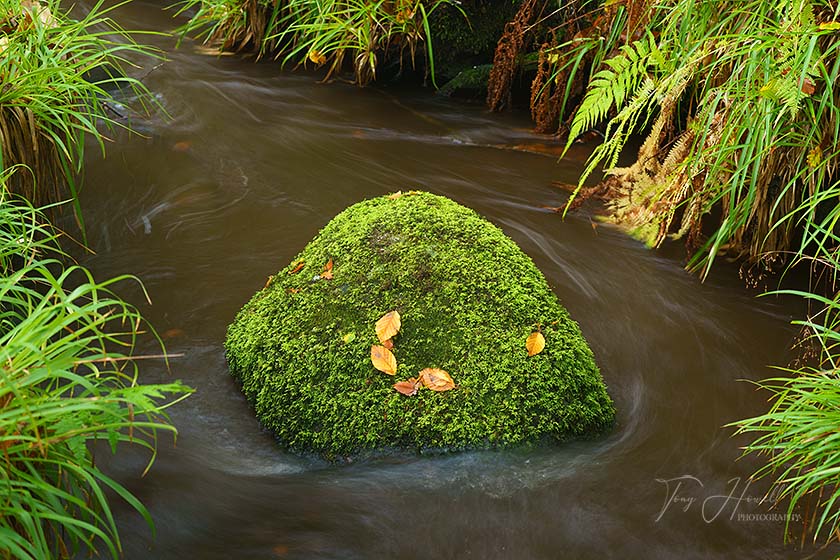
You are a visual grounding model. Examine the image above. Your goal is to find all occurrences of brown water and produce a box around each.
[72,1,837,558]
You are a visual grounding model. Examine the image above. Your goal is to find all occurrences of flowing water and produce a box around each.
[72,1,837,558]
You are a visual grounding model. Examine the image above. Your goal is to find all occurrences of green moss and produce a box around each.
[226,192,614,456]
[439,64,493,99]
[429,0,522,79]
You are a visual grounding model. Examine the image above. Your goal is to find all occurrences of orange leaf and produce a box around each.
[289,260,304,274]
[419,368,455,392]
[375,310,401,343]
[382,338,394,350]
[308,50,326,65]
[526,332,545,356]
[388,191,404,200]
[264,275,274,289]
[371,345,397,375]
[393,381,418,396]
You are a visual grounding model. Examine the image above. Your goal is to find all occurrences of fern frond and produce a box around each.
[565,32,659,146]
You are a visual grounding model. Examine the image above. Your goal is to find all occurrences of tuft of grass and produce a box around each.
[0,0,158,222]
[176,0,458,86]
[0,168,192,559]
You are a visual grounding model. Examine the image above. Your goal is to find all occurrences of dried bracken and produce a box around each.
[486,0,538,111]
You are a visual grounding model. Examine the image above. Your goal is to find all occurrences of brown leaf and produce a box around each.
[802,76,816,95]
[419,368,455,392]
[371,345,397,375]
[375,310,401,343]
[393,381,418,396]
[264,275,274,289]
[289,260,304,274]
[382,338,394,350]
[172,141,192,152]
[526,332,546,356]
[162,328,184,339]
[287,288,300,294]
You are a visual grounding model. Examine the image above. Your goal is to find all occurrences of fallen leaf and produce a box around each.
[287,288,301,294]
[342,332,356,344]
[264,275,274,289]
[382,339,394,350]
[819,21,840,30]
[162,328,184,339]
[419,368,455,392]
[375,310,401,343]
[288,260,304,274]
[371,345,397,375]
[388,191,404,200]
[526,332,546,356]
[801,76,816,95]
[393,380,418,396]
[172,141,192,152]
[321,258,334,280]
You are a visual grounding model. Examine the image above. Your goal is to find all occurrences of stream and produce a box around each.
[72,1,836,558]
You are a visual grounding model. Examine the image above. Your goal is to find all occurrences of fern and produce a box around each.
[565,32,661,146]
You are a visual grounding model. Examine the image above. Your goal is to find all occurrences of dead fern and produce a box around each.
[486,0,538,111]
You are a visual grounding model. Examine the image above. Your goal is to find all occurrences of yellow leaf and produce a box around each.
[375,310,401,343]
[388,191,404,200]
[371,345,397,375]
[308,50,326,65]
[526,332,545,356]
[819,21,840,30]
[419,368,455,392]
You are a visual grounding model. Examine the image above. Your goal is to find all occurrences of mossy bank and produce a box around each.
[226,192,614,456]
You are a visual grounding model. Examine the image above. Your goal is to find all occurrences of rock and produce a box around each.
[226,192,614,457]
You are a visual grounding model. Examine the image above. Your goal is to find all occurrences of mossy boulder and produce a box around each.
[226,192,614,456]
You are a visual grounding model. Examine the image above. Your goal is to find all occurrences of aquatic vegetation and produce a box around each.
[0,170,192,559]
[226,192,614,457]
[178,0,457,85]
[0,0,156,218]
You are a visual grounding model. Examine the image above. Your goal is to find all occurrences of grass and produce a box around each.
[0,0,158,223]
[0,168,192,559]
[554,0,840,546]
[176,0,458,85]
[0,1,192,556]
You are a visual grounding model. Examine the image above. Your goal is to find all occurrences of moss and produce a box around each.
[429,0,522,80]
[226,192,614,456]
[439,64,493,99]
